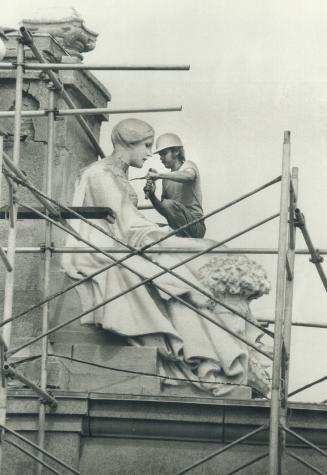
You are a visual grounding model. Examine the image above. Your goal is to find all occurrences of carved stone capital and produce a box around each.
[22,12,98,60]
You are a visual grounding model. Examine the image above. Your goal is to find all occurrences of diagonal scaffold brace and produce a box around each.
[0,423,80,474]
[285,450,327,475]
[175,425,268,475]
[294,208,327,294]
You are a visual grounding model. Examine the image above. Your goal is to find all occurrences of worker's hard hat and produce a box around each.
[153,133,183,154]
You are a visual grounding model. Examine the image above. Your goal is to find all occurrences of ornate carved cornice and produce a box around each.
[22,12,98,60]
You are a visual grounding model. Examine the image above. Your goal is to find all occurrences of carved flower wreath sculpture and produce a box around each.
[196,255,271,300]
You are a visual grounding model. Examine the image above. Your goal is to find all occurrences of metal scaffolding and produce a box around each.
[0,28,327,475]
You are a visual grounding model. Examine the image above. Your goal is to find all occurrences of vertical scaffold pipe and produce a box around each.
[0,135,3,204]
[0,133,5,472]
[36,86,55,475]
[0,39,24,473]
[269,131,291,475]
[280,167,298,472]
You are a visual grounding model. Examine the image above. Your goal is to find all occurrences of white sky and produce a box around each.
[2,0,327,402]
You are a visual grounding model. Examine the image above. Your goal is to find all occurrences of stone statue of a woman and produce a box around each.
[62,118,271,397]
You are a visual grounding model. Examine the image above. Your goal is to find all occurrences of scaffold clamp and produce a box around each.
[39,242,55,254]
[310,251,324,264]
[294,208,305,228]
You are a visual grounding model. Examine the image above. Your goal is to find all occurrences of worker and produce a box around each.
[144,133,206,238]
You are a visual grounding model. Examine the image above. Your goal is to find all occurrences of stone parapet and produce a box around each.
[3,393,327,474]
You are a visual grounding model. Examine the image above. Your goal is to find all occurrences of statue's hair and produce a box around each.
[111,118,154,148]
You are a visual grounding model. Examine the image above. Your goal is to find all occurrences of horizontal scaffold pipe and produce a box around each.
[2,246,325,255]
[0,206,115,220]
[259,318,327,329]
[0,106,183,118]
[0,62,191,71]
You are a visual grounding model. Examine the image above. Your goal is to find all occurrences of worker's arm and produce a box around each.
[147,168,196,183]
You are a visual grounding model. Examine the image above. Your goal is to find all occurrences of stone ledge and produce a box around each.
[5,391,327,446]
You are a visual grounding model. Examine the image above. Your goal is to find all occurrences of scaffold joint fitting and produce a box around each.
[310,251,323,264]
[53,108,60,120]
[40,242,55,254]
[294,208,305,228]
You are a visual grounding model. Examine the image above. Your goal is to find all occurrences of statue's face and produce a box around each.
[129,138,154,168]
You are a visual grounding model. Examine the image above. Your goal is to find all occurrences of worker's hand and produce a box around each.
[143,178,156,196]
[147,168,160,181]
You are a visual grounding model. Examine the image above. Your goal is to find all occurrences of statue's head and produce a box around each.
[111,118,155,168]
[111,118,154,149]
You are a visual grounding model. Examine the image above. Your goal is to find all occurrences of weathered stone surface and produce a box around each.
[162,384,251,400]
[3,431,81,475]
[22,10,98,59]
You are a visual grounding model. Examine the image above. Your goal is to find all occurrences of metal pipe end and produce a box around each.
[19,27,33,46]
[284,131,291,144]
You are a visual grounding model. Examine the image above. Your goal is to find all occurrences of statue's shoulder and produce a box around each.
[80,158,114,179]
